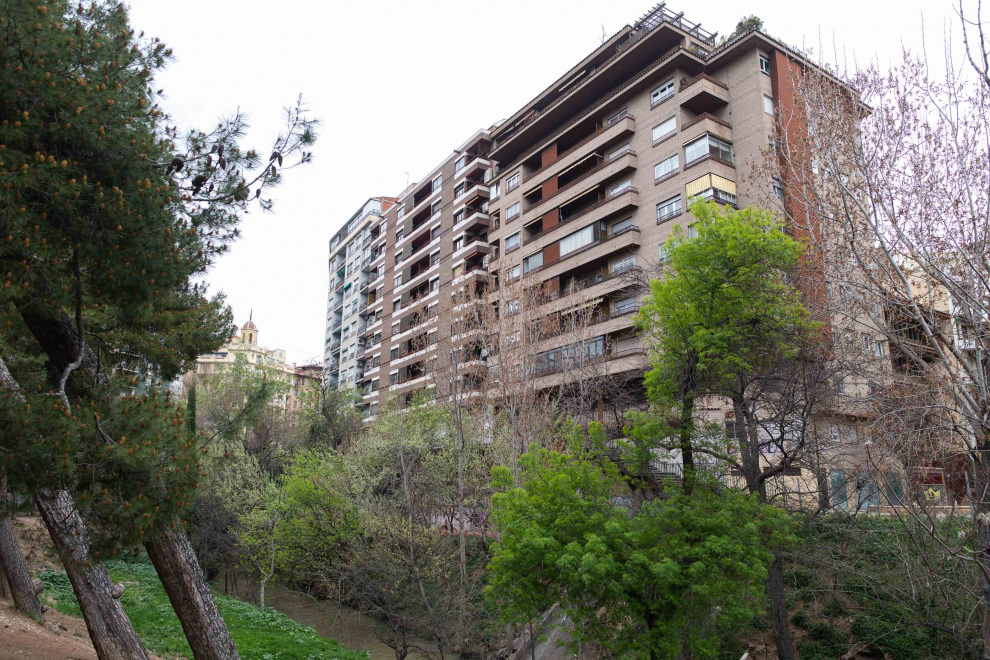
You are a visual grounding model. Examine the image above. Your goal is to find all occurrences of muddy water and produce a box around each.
[215,572,456,660]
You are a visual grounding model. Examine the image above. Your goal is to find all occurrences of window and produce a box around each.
[432,175,442,191]
[389,371,398,384]
[431,200,441,216]
[454,183,465,199]
[613,255,635,274]
[615,295,638,313]
[687,224,699,239]
[390,347,399,360]
[394,275,402,288]
[506,331,521,346]
[830,470,848,509]
[396,227,404,241]
[829,424,841,444]
[397,206,405,220]
[453,236,464,251]
[875,341,884,357]
[652,116,676,142]
[764,95,774,115]
[654,154,679,180]
[656,196,682,222]
[506,171,521,191]
[760,55,771,75]
[560,225,595,256]
[606,108,628,126]
[609,179,631,196]
[772,177,784,199]
[505,232,521,251]
[455,155,467,172]
[506,299,521,315]
[651,79,675,106]
[431,226,440,241]
[431,249,440,265]
[684,133,733,164]
[524,251,543,273]
[489,181,500,199]
[612,217,633,234]
[430,277,439,292]
[505,202,521,220]
[507,265,521,281]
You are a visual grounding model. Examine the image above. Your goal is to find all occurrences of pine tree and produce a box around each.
[0,1,319,658]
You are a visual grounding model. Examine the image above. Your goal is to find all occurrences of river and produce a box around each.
[214,571,457,660]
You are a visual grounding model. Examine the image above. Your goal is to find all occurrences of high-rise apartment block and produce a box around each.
[325,4,816,422]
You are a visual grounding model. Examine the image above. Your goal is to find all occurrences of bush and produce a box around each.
[791,610,811,629]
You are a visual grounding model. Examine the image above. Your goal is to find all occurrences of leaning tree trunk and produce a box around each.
[0,472,44,619]
[34,488,150,660]
[145,528,240,660]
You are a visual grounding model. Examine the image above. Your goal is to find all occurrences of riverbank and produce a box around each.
[4,515,366,660]
[39,557,368,660]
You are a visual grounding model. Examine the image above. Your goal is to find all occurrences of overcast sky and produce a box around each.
[125,0,958,366]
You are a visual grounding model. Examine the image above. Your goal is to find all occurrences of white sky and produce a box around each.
[125,0,958,365]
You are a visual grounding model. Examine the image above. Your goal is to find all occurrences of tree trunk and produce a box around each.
[453,354,468,652]
[0,472,44,619]
[258,575,267,614]
[678,392,696,496]
[767,553,796,660]
[34,488,149,660]
[144,529,240,660]
[0,512,44,619]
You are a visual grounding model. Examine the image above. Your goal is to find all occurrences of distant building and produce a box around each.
[188,313,320,418]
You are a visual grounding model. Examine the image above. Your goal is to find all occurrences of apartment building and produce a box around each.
[324,132,494,418]
[483,4,793,399]
[325,4,859,427]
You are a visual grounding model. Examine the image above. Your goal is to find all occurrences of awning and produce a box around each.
[559,184,600,208]
[557,151,602,178]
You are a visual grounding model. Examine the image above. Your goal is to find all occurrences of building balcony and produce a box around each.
[329,341,341,353]
[452,263,489,286]
[520,151,637,224]
[452,239,490,262]
[525,186,640,248]
[680,114,733,153]
[678,73,729,114]
[531,346,647,388]
[460,181,490,206]
[453,208,490,233]
[526,224,642,283]
[522,115,636,188]
[535,266,641,312]
[454,155,490,182]
[532,305,641,354]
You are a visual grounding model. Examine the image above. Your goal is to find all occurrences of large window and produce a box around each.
[654,154,679,180]
[455,155,467,172]
[614,295,638,313]
[524,251,543,273]
[507,265,520,281]
[431,200,441,216]
[432,175,442,191]
[506,201,521,220]
[506,171,521,191]
[657,196,682,222]
[397,206,405,220]
[651,79,675,106]
[505,232,521,251]
[652,116,676,142]
[559,224,595,257]
[489,181,500,199]
[684,133,733,164]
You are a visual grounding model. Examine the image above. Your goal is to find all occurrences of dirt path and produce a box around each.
[0,603,100,660]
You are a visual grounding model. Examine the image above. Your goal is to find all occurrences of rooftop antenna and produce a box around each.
[403,170,410,187]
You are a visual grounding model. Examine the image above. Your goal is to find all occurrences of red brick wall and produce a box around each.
[770,50,829,326]
[541,144,557,168]
[543,175,558,198]
[543,241,560,265]
[543,208,559,231]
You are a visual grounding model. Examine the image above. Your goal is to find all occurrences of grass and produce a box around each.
[38,558,369,660]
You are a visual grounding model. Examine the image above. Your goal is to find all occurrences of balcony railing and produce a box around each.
[525,187,639,245]
[526,225,640,278]
[536,266,640,306]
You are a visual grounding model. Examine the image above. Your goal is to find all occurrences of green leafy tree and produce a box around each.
[487,432,797,660]
[635,201,816,660]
